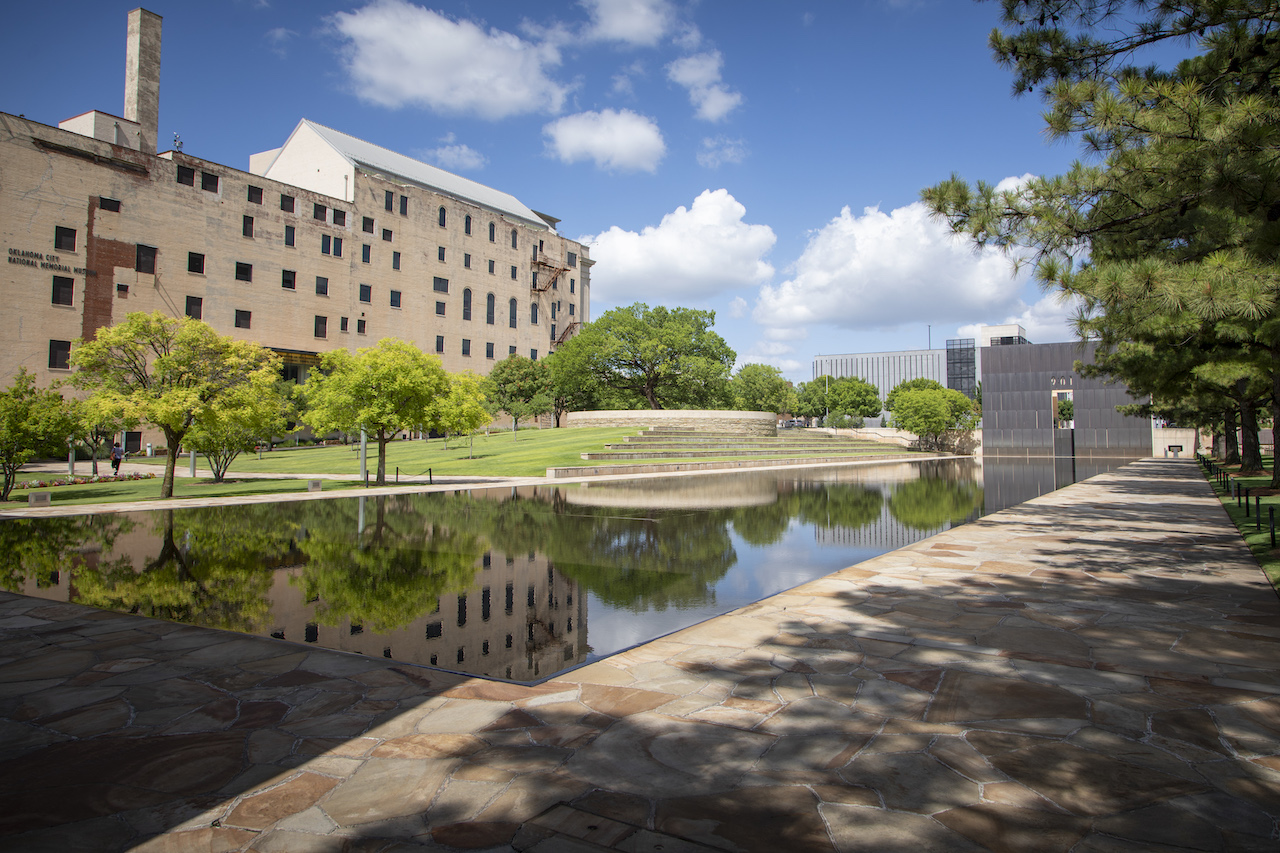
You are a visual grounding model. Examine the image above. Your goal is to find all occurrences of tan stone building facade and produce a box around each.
[2,9,591,448]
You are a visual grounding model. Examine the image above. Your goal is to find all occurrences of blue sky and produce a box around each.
[4,0,1095,382]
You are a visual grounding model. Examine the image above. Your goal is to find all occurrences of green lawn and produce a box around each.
[1202,456,1280,593]
[6,476,334,507]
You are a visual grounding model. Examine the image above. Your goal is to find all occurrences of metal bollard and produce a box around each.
[1257,495,1262,531]
[1245,488,1250,516]
[429,467,433,485]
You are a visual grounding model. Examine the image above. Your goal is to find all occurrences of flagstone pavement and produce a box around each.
[0,458,1277,852]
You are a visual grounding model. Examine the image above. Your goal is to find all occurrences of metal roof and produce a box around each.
[296,119,551,231]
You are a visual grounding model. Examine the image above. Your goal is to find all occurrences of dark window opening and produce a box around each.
[509,298,517,328]
[314,315,327,338]
[510,265,517,280]
[359,284,371,303]
[356,318,367,334]
[462,289,472,320]
[435,301,446,316]
[235,310,251,329]
[242,215,254,238]
[390,289,401,308]
[285,225,295,247]
[486,342,494,359]
[438,246,446,262]
[99,197,121,212]
[385,190,394,212]
[313,202,326,221]
[438,206,447,227]
[136,245,156,274]
[362,244,371,264]
[511,229,518,249]
[462,338,471,356]
[48,340,71,370]
[248,185,263,204]
[176,165,195,186]
[235,262,252,282]
[392,251,401,270]
[332,210,346,227]
[435,335,444,353]
[201,172,219,192]
[399,194,408,216]
[363,216,374,233]
[433,277,449,294]
[315,276,329,296]
[188,252,205,274]
[486,293,495,324]
[54,226,76,252]
[52,276,73,306]
[280,194,295,212]
[282,269,296,289]
[340,316,348,332]
[185,296,202,319]
[465,215,472,235]
[426,622,442,639]
[382,228,392,242]
[489,222,496,242]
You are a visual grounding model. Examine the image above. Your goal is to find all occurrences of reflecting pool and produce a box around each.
[5,460,984,682]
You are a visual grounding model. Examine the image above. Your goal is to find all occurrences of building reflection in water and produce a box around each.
[7,460,985,683]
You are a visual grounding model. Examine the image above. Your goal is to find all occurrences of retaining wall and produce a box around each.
[565,409,777,436]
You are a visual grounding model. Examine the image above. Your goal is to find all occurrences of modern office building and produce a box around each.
[1,9,591,447]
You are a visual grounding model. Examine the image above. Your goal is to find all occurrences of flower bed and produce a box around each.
[17,472,157,490]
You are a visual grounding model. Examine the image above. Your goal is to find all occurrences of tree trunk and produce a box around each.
[1223,407,1240,465]
[161,428,182,499]
[1272,366,1280,489]
[376,432,389,485]
[1240,399,1263,473]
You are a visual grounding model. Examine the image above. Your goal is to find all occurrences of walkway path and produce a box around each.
[0,459,1277,851]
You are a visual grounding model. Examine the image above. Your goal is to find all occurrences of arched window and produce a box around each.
[488,222,495,242]
[530,303,539,325]
[509,298,518,329]
[486,293,495,325]
[510,228,518,249]
[464,215,472,235]
[438,206,447,227]
[462,288,472,321]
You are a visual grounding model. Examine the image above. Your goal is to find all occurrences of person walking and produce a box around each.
[110,442,125,475]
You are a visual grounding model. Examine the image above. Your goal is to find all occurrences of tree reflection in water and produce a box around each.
[888,469,984,530]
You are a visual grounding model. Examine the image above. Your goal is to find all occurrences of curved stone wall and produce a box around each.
[565,409,777,436]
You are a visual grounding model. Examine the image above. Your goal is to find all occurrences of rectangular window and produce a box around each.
[510,265,517,280]
[435,301,446,316]
[551,303,557,319]
[359,284,371,303]
[357,319,367,334]
[486,342,494,359]
[242,215,254,238]
[136,245,156,274]
[509,345,517,355]
[54,226,76,251]
[568,251,577,267]
[392,251,401,270]
[116,283,128,297]
[438,246,446,262]
[99,197,121,212]
[176,165,195,186]
[488,259,495,274]
[52,276,73,306]
[284,225,295,247]
[236,262,252,282]
[362,244,371,264]
[48,340,71,370]
[333,237,343,257]
[313,203,326,221]
[530,349,538,360]
[185,295,202,319]
[399,195,408,216]
[436,336,444,353]
[188,252,205,274]
[532,272,538,288]
[340,316,348,332]
[201,172,219,192]
[385,190,394,212]
[332,210,346,227]
[390,290,401,308]
[570,278,575,293]
[363,216,374,233]
[382,228,393,242]
[433,277,449,294]
[569,303,575,316]
[314,315,327,338]
[280,194,295,212]
[464,253,471,269]
[461,339,471,357]
[282,269,296,289]
[321,234,331,255]
[247,185,263,204]
[315,276,329,296]
[235,310,251,329]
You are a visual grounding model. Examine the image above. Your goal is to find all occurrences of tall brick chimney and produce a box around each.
[124,9,162,155]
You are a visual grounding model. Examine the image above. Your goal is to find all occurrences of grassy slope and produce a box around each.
[1202,458,1280,593]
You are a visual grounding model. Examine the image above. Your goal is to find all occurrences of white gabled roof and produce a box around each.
[293,119,551,232]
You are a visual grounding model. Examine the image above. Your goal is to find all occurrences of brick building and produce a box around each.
[1,9,591,448]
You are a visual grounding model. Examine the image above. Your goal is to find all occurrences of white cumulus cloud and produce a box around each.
[543,109,666,172]
[667,51,742,121]
[582,189,776,302]
[754,201,1029,333]
[957,293,1083,345]
[331,0,569,119]
[728,296,748,318]
[422,139,487,171]
[580,0,675,47]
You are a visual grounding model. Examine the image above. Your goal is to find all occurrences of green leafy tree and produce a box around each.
[884,378,946,416]
[890,387,979,451]
[186,379,292,482]
[302,338,449,484]
[68,394,137,476]
[0,369,75,502]
[732,363,797,414]
[829,376,883,424]
[553,304,736,410]
[484,355,552,439]
[1055,396,1074,426]
[544,347,600,426]
[70,312,283,498]
[889,476,983,530]
[923,1,1280,481]
[435,371,490,457]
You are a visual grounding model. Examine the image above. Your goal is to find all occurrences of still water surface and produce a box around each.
[3,457,1085,683]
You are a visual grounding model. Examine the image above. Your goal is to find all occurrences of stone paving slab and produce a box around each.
[0,459,1277,851]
